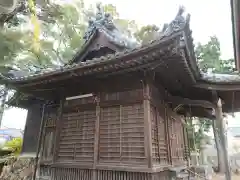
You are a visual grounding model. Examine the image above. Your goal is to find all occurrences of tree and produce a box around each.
[196,36,234,73]
[195,36,234,173]
[0,1,141,126]
[134,25,160,44]
[0,1,68,127]
[194,118,212,150]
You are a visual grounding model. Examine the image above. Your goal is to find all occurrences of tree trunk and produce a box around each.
[212,120,225,172]
[0,87,8,127]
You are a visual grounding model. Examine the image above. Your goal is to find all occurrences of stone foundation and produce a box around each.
[0,156,35,180]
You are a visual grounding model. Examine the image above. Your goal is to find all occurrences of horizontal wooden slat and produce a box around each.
[57,107,95,163]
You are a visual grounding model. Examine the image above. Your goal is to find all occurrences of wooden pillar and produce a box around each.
[21,105,42,156]
[143,80,153,168]
[215,98,231,180]
[182,115,190,166]
[32,103,46,180]
[53,99,64,162]
[165,106,172,164]
[93,94,100,180]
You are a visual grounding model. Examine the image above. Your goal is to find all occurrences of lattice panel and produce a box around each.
[157,105,168,164]
[169,116,178,164]
[58,109,96,163]
[99,104,145,164]
[167,113,173,164]
[41,130,55,161]
[151,105,168,165]
[41,108,58,161]
[99,106,121,162]
[168,114,185,165]
[45,111,57,127]
[151,106,160,163]
[121,104,145,163]
[174,117,185,163]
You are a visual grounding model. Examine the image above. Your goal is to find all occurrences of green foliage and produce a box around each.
[193,36,235,155]
[186,117,212,151]
[4,137,23,155]
[193,118,212,150]
[134,25,159,44]
[0,1,88,69]
[196,36,234,73]
[0,1,163,70]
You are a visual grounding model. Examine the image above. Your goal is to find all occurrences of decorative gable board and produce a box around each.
[71,30,128,65]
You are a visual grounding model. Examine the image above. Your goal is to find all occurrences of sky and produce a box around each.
[1,0,239,130]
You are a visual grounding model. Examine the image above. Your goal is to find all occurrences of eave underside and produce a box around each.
[5,29,240,118]
[7,51,213,118]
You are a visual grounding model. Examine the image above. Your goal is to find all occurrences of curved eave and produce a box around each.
[0,32,184,88]
[6,93,44,109]
[194,73,240,90]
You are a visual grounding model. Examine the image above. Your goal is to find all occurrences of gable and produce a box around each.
[70,30,124,64]
[67,4,139,65]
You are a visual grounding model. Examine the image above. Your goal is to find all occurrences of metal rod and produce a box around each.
[32,103,46,180]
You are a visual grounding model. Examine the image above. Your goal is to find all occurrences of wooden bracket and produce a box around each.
[169,95,216,109]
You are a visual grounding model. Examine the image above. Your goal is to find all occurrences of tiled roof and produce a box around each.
[0,6,193,84]
[67,3,140,65]
[0,31,186,83]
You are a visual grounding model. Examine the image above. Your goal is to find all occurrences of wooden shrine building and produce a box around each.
[2,5,240,180]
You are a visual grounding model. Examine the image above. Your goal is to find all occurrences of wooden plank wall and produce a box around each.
[98,103,145,164]
[37,80,187,180]
[21,104,42,155]
[38,104,59,180]
[149,83,186,166]
[40,105,59,162]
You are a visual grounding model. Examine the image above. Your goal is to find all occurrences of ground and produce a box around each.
[0,157,34,180]
[212,174,240,180]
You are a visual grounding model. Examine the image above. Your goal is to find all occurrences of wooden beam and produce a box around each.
[169,95,216,109]
[195,83,240,91]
